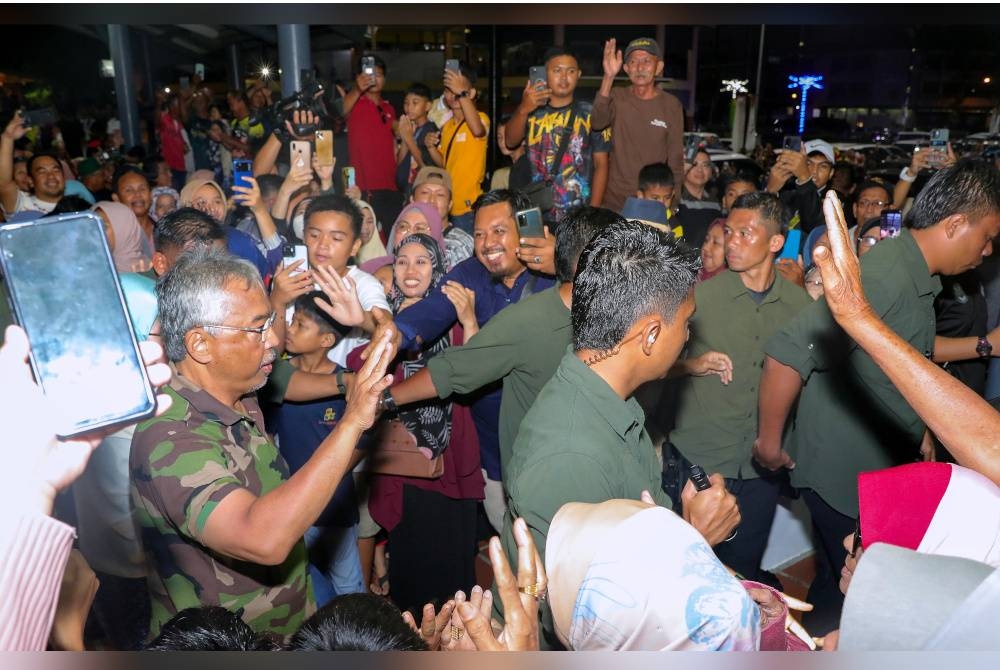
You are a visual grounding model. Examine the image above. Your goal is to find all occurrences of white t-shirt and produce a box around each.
[6,190,58,216]
[284,265,390,367]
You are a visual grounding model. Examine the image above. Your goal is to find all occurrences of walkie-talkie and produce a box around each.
[689,464,712,492]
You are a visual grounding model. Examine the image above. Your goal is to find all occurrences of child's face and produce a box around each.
[403,94,432,121]
[394,241,435,299]
[154,193,177,220]
[304,210,362,273]
[285,310,333,355]
[638,184,674,207]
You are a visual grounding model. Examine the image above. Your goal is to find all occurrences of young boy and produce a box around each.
[636,162,677,219]
[396,83,438,195]
[269,193,391,366]
[265,292,362,605]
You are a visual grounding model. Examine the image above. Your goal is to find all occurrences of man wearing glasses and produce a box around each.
[850,181,892,247]
[130,247,393,639]
[502,46,611,226]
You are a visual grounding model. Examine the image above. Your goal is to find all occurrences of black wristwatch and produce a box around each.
[335,368,347,396]
[378,387,398,414]
[977,335,993,359]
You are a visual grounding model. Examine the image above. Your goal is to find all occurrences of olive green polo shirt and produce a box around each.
[503,348,673,564]
[427,285,572,478]
[672,270,812,479]
[765,229,941,518]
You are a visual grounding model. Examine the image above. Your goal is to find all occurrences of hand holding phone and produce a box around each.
[515,207,546,239]
[782,135,803,153]
[232,159,254,191]
[290,141,312,172]
[314,130,334,167]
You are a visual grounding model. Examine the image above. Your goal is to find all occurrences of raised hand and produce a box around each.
[515,225,556,275]
[312,264,365,327]
[402,600,456,651]
[602,38,623,78]
[812,190,873,324]
[340,328,394,432]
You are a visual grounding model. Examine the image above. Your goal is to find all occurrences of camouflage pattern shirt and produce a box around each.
[130,374,314,639]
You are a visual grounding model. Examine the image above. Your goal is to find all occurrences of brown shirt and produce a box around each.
[591,86,686,212]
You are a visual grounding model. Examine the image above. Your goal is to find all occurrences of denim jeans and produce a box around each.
[304,524,365,608]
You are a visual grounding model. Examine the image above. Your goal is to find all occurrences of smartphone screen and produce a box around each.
[0,213,155,436]
[778,228,802,261]
[362,56,376,76]
[342,166,356,190]
[782,135,803,152]
[233,158,253,190]
[515,207,546,238]
[880,210,902,239]
[314,130,334,167]
[290,141,312,171]
[445,59,461,74]
[194,63,205,79]
[529,65,547,89]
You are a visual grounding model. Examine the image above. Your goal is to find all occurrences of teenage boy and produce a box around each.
[396,83,438,196]
[343,55,402,227]
[635,162,676,218]
[265,292,364,606]
[268,194,391,366]
[426,61,489,234]
[503,46,611,226]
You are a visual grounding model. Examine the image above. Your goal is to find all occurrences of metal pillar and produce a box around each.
[686,27,699,124]
[108,25,140,149]
[278,24,311,98]
[554,25,565,47]
[489,24,499,176]
[227,43,242,91]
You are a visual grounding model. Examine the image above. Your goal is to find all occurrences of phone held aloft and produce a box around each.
[515,207,546,239]
[0,212,156,436]
[232,159,253,191]
[314,130,334,167]
[362,56,376,76]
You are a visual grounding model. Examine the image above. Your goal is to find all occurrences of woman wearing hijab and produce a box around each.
[92,201,150,273]
[359,232,484,617]
[354,200,388,266]
[148,186,180,223]
[359,202,447,293]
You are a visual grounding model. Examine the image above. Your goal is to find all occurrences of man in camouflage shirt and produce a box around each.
[130,248,393,639]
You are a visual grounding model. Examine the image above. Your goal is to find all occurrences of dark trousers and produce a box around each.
[663,443,783,589]
[90,573,150,650]
[800,488,856,636]
[365,189,404,236]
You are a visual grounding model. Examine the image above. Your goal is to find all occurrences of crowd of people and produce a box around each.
[1,35,999,653]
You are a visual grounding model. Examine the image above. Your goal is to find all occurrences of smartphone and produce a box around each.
[232,158,253,191]
[361,56,376,76]
[529,65,547,89]
[445,59,461,74]
[194,63,205,79]
[782,135,803,152]
[515,207,546,239]
[688,465,711,492]
[282,243,309,275]
[314,130,334,167]
[290,141,312,171]
[20,107,57,128]
[179,76,190,91]
[342,166,356,190]
[929,128,949,168]
[778,228,802,261]
[0,213,156,436]
[880,209,903,239]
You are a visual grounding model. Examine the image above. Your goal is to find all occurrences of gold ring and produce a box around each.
[533,255,541,264]
[518,583,546,601]
[449,625,464,641]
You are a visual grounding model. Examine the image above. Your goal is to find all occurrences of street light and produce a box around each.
[788,74,824,134]
[721,79,749,100]
[985,76,993,84]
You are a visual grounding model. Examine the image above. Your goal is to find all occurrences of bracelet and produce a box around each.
[378,387,398,414]
[335,368,347,396]
[899,166,916,183]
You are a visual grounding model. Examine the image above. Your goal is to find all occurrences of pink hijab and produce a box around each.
[93,201,149,272]
[359,202,446,275]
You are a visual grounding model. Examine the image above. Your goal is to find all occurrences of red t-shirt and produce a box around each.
[158,111,186,171]
[347,96,397,192]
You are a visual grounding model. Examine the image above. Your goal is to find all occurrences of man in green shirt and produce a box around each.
[504,220,741,577]
[383,207,622,478]
[756,159,1000,634]
[670,192,811,587]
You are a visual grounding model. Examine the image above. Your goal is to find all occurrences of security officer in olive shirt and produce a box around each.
[756,159,1000,634]
[669,192,811,587]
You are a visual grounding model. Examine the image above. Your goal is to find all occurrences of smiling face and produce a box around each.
[393,241,436,299]
[685,151,713,190]
[29,156,65,199]
[412,182,452,221]
[392,208,431,248]
[116,171,152,221]
[700,224,726,274]
[473,201,523,282]
[304,210,362,273]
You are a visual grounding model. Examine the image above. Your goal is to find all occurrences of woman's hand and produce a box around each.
[442,281,478,337]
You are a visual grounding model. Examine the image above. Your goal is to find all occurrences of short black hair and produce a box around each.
[638,163,675,191]
[256,174,283,199]
[572,221,700,351]
[472,189,530,217]
[357,54,388,76]
[909,158,1000,230]
[287,593,428,652]
[730,191,789,237]
[543,46,578,64]
[112,164,148,193]
[304,193,363,240]
[153,207,226,253]
[853,180,891,204]
[227,89,248,105]
[145,606,279,651]
[834,161,857,185]
[555,206,625,283]
[27,151,60,176]
[293,291,350,339]
[724,172,759,191]
[405,83,433,101]
[47,195,93,216]
[453,60,478,86]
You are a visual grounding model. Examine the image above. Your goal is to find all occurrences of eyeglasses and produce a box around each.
[857,199,888,209]
[859,236,880,248]
[201,312,277,343]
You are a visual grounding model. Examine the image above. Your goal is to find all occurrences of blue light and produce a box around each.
[788,74,824,134]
